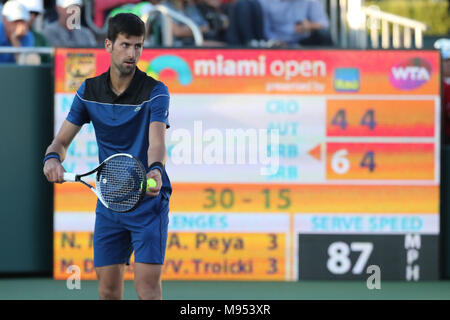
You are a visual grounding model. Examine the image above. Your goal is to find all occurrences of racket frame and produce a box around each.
[63,153,148,212]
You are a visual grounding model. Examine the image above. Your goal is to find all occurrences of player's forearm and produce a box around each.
[45,139,69,162]
[147,142,167,168]
[45,120,82,162]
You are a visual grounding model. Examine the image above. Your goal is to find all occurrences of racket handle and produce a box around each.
[146,178,157,191]
[63,172,77,182]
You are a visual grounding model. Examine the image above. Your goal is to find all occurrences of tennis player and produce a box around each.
[43,13,171,300]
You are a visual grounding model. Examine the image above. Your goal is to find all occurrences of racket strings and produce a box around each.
[97,156,146,212]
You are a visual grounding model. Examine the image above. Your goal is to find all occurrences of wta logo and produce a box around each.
[145,55,192,86]
[389,57,432,90]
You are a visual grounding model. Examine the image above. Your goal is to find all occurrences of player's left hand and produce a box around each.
[146,169,162,197]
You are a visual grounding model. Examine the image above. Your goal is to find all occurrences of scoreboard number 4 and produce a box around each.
[327,242,373,275]
[331,109,377,130]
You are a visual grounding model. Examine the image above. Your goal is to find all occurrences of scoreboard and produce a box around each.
[53,49,440,281]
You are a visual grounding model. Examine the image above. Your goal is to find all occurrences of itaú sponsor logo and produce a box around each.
[389,57,432,90]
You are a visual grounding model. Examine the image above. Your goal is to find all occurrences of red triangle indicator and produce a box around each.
[308,144,321,161]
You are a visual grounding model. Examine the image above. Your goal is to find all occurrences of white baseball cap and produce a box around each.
[2,0,30,22]
[56,0,83,8]
[434,38,450,60]
[17,0,44,14]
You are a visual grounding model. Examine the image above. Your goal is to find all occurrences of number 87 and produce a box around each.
[327,242,373,275]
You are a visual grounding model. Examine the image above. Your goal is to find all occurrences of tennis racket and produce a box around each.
[63,153,157,213]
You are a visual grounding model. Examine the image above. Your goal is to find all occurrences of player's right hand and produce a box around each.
[43,159,66,183]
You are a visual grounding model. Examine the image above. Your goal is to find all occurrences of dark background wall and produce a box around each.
[0,65,53,275]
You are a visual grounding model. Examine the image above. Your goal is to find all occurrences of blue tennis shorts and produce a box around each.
[93,193,170,268]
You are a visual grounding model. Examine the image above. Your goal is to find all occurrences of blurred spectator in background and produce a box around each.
[226,0,264,46]
[0,0,37,64]
[107,0,229,46]
[195,0,229,45]
[17,0,51,63]
[108,0,207,46]
[160,0,209,46]
[107,1,162,46]
[108,1,160,24]
[259,0,332,47]
[218,0,236,18]
[43,0,97,47]
[435,38,450,144]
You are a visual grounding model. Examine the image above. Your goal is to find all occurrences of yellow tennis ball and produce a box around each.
[147,178,157,189]
[141,178,157,191]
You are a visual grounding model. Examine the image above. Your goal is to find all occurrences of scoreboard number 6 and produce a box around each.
[331,149,350,174]
[327,242,373,275]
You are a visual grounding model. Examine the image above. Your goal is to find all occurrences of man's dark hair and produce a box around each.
[107,13,146,43]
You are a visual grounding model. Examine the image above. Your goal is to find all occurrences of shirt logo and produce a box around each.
[134,106,141,112]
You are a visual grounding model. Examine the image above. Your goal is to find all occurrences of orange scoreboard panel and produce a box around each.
[54,49,440,281]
